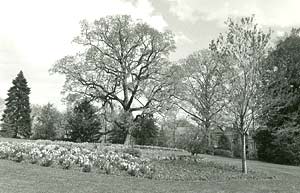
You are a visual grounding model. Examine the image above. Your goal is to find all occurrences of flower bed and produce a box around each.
[0,141,155,178]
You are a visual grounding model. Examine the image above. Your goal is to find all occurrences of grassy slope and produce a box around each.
[1,137,300,192]
[1,157,300,192]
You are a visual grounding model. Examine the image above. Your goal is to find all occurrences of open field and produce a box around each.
[1,137,300,193]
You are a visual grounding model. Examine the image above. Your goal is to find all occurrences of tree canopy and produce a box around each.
[51,15,176,114]
[32,103,61,140]
[255,29,300,165]
[172,49,229,146]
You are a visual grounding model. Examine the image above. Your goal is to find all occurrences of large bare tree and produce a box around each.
[210,16,271,174]
[172,50,229,146]
[50,15,176,144]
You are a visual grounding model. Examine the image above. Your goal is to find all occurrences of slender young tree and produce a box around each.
[1,71,32,138]
[210,16,271,174]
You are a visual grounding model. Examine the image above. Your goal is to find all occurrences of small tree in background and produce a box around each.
[66,99,102,142]
[217,133,232,150]
[1,71,31,138]
[31,103,61,140]
[132,114,158,146]
[156,128,168,147]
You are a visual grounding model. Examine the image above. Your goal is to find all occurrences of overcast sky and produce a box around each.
[0,0,299,111]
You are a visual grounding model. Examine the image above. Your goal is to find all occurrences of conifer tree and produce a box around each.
[1,71,31,138]
[66,99,102,142]
[132,114,158,146]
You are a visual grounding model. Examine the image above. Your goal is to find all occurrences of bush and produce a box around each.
[214,149,233,158]
[40,157,53,167]
[217,134,231,150]
[254,127,300,165]
[232,134,242,158]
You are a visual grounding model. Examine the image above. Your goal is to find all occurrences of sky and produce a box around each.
[0,0,299,111]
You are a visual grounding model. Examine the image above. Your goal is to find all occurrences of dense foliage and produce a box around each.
[132,114,158,146]
[109,112,133,144]
[31,103,61,140]
[1,71,31,138]
[256,29,300,165]
[217,134,231,150]
[66,100,102,142]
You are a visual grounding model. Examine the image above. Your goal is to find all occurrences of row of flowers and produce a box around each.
[0,141,155,178]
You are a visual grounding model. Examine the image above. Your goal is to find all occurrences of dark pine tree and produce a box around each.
[1,71,31,138]
[132,114,158,146]
[66,99,102,142]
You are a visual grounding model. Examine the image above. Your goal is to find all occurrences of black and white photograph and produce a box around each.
[0,0,300,192]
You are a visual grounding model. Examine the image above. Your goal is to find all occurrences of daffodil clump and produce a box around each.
[0,141,155,178]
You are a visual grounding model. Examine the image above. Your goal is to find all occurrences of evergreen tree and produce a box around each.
[66,99,102,142]
[1,71,31,138]
[132,114,158,146]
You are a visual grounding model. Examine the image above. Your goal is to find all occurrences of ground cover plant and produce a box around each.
[0,140,155,178]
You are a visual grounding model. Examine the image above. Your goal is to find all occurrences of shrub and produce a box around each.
[254,127,300,165]
[61,158,72,169]
[40,157,53,167]
[186,138,214,156]
[214,149,233,158]
[232,134,242,158]
[217,134,231,150]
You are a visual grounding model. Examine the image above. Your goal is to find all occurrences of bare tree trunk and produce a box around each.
[173,127,176,147]
[123,112,134,146]
[124,125,135,147]
[124,132,131,145]
[206,121,211,147]
[241,133,247,174]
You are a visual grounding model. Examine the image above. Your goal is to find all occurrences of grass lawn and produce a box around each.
[1,137,300,192]
[1,155,300,193]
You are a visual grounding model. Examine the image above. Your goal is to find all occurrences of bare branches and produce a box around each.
[50,15,175,115]
[171,49,229,135]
